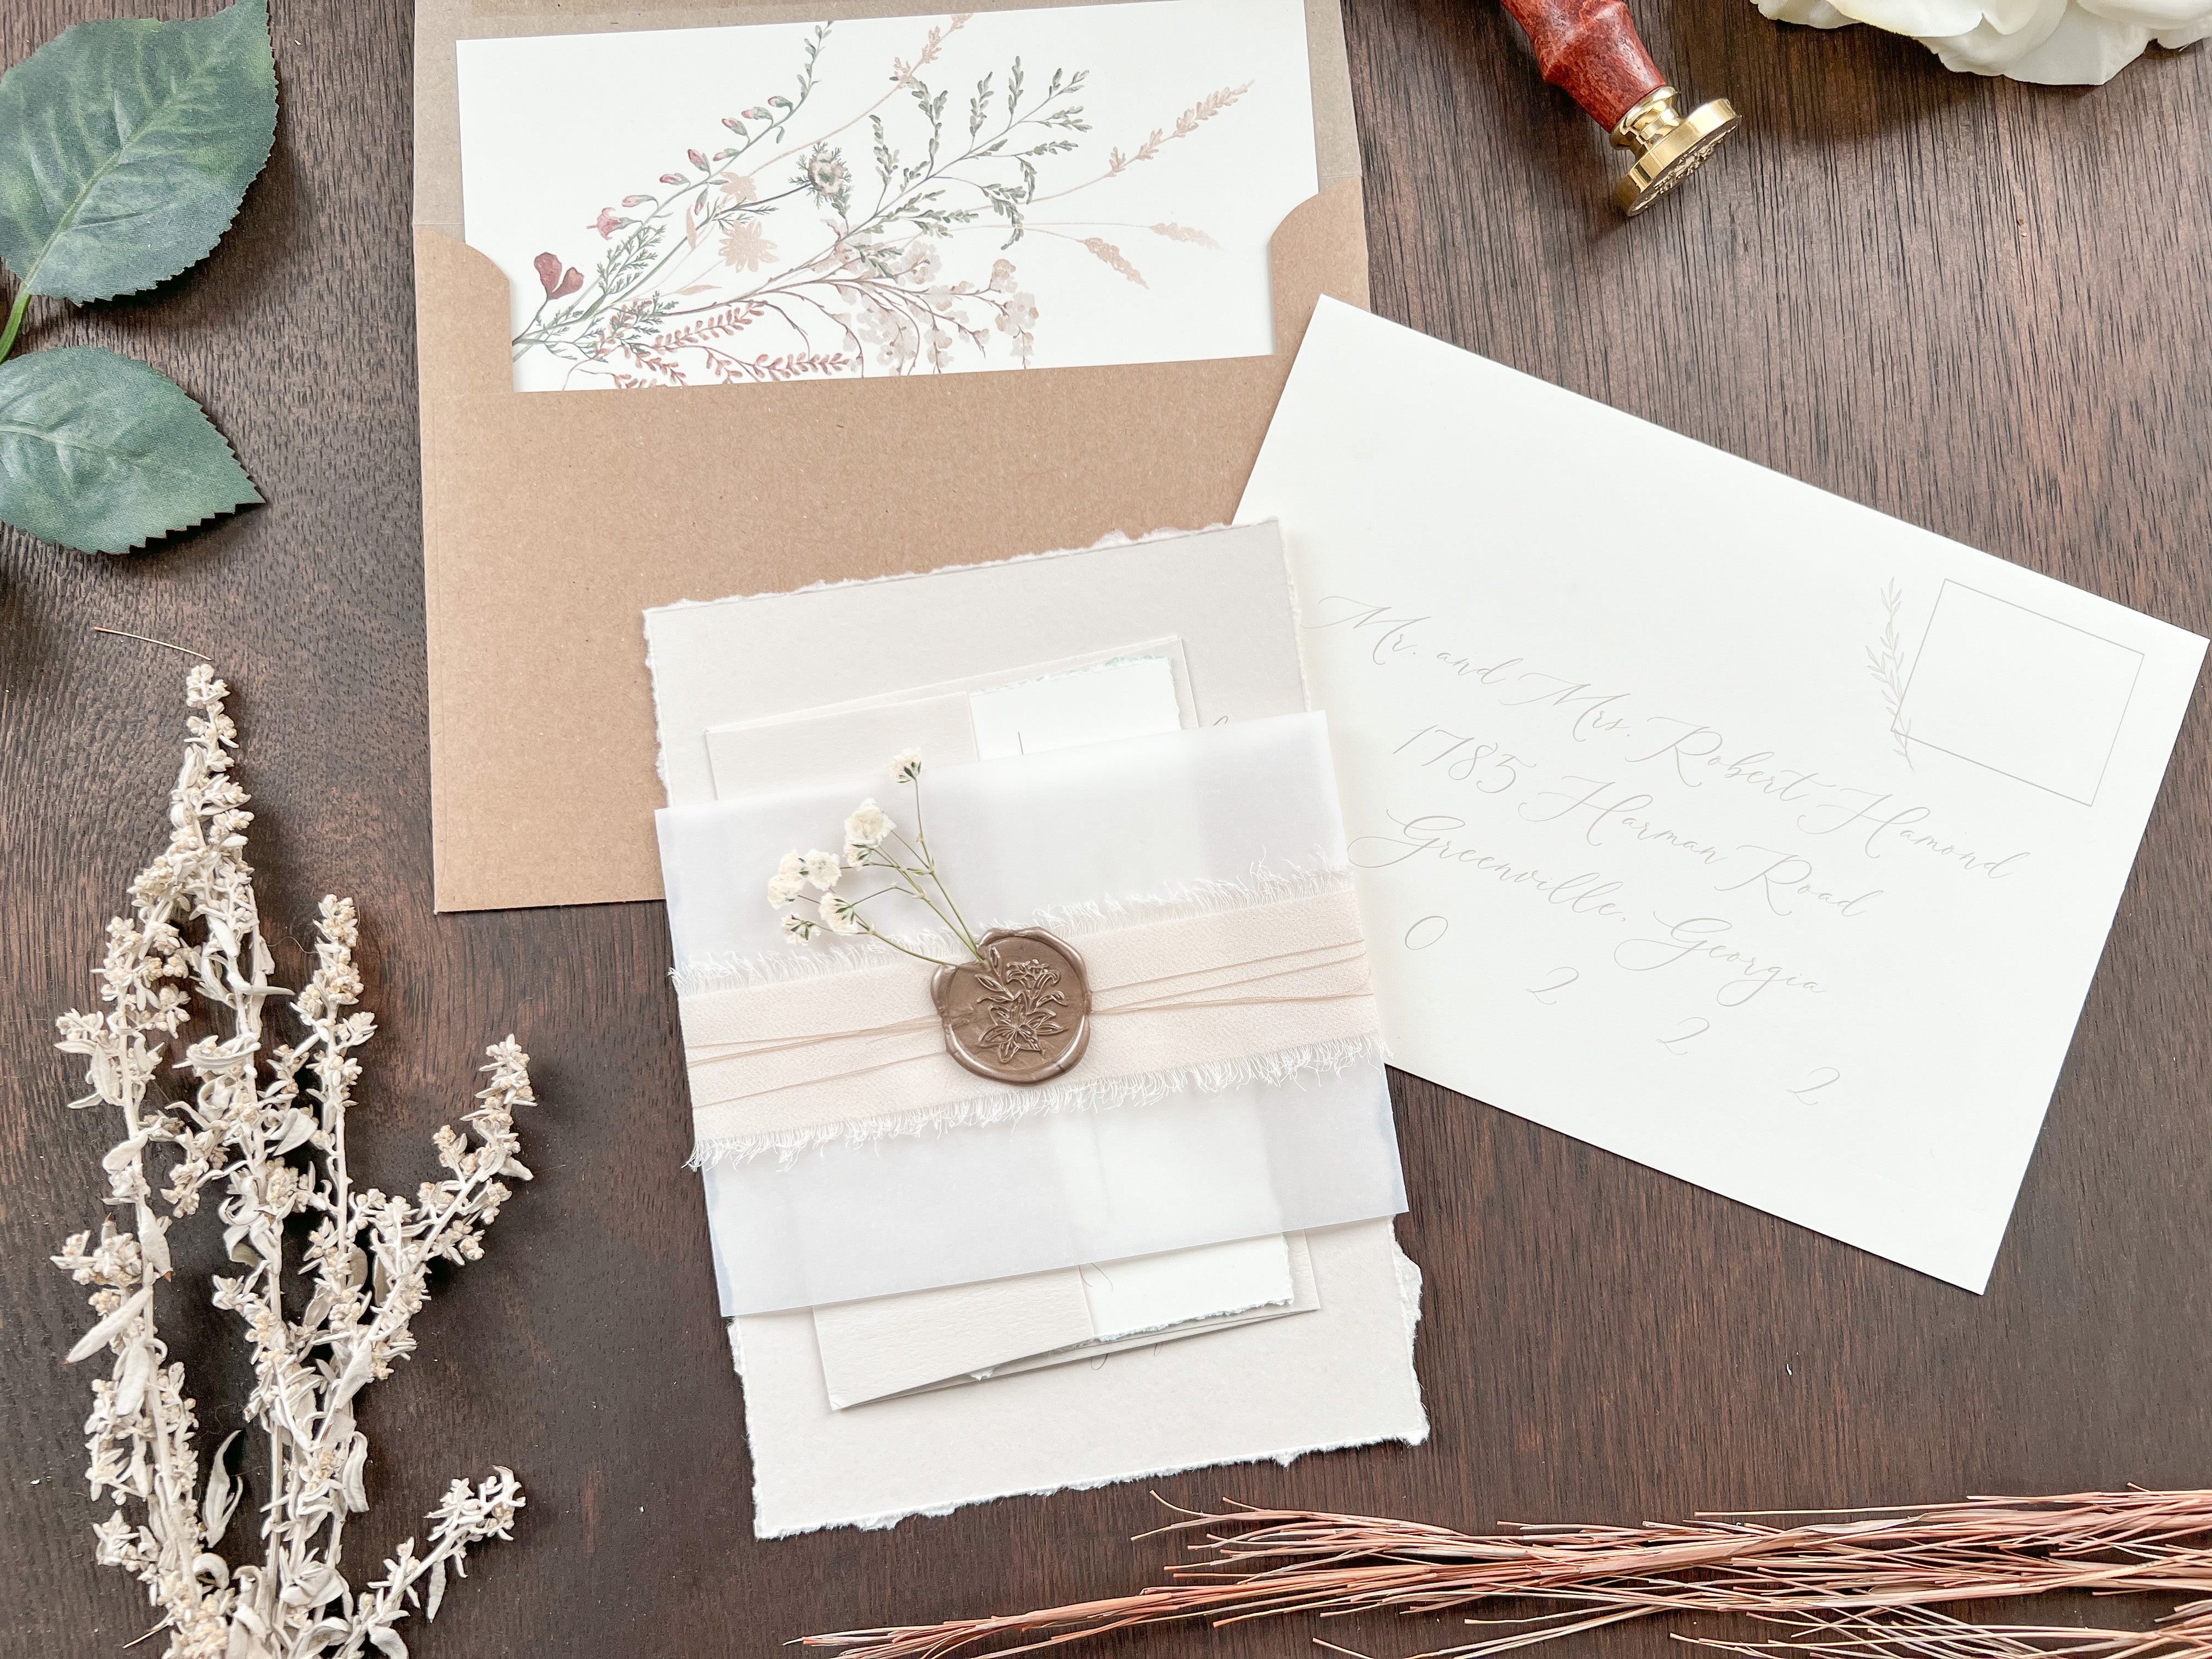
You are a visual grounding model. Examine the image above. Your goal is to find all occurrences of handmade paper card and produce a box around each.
[648,529,1421,1533]
[703,642,1195,800]
[1239,298,2206,1294]
[646,522,1308,810]
[456,0,1317,390]
[736,1217,1422,1537]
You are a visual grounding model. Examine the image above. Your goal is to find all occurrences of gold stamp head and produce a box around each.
[1611,87,1740,216]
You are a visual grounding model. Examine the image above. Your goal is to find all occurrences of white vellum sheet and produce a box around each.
[664,714,1406,1311]
[662,713,1351,973]
[733,1218,1427,1538]
[702,1065,1402,1311]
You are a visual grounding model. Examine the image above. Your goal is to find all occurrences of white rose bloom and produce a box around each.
[798,849,840,890]
[1756,0,2208,82]
[844,800,894,849]
[890,749,923,784]
[819,893,862,935]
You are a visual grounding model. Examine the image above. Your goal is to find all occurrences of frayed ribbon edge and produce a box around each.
[687,1031,1383,1171]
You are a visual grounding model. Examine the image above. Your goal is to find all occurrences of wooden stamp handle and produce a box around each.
[1494,0,1666,133]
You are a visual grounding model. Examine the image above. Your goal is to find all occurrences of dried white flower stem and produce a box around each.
[52,665,534,1659]
[768,751,983,963]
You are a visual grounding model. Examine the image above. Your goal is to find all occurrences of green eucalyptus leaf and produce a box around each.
[0,346,260,554]
[0,0,276,304]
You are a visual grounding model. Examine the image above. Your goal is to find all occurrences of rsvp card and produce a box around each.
[1240,299,2205,1292]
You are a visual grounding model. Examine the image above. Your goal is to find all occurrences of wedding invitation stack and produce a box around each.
[646,525,1426,1536]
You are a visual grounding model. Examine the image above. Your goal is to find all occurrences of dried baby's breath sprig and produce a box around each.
[767,751,985,967]
[52,664,534,1659]
[801,1491,2212,1659]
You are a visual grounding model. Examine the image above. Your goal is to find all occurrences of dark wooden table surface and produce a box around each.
[4,1,2209,1654]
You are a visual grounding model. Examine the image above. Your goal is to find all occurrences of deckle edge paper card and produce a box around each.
[734,1217,1424,1538]
[456,0,1317,390]
[1238,298,2206,1295]
[647,532,1421,1533]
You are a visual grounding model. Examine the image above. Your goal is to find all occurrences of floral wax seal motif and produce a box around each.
[930,928,1092,1086]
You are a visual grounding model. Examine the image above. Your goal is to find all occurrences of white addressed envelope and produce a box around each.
[1240,298,2207,1294]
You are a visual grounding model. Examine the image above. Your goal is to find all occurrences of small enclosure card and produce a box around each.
[456,0,1317,390]
[1240,300,2206,1293]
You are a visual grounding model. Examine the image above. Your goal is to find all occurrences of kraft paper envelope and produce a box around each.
[412,0,1369,912]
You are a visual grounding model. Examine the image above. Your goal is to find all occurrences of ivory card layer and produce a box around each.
[646,522,1308,809]
[1239,300,2206,1293]
[456,0,1316,391]
[736,1218,1423,1537]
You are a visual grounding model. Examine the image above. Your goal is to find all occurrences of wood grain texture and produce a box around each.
[1,2,2208,1657]
[1496,0,1665,131]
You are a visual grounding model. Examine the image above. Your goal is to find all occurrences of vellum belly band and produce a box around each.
[682,883,1378,1161]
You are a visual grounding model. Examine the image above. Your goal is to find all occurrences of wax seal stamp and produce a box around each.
[1493,0,1740,214]
[931,928,1092,1086]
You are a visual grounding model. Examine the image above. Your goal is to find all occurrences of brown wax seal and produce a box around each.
[930,927,1092,1086]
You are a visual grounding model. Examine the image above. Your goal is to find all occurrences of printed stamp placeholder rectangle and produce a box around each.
[1898,580,2144,805]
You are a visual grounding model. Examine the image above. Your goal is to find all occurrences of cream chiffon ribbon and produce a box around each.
[682,881,1379,1159]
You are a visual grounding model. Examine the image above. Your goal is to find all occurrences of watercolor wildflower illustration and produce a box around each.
[510,13,1253,387]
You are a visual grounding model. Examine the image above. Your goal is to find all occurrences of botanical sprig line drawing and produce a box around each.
[1868,579,1916,765]
[509,10,1261,387]
[973,948,1071,1063]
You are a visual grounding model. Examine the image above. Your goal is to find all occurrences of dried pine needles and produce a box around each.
[804,1491,2212,1659]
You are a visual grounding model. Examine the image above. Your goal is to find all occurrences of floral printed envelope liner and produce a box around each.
[457,0,1319,389]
